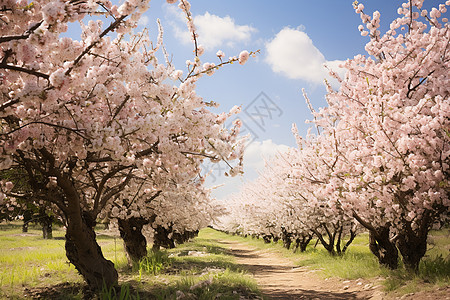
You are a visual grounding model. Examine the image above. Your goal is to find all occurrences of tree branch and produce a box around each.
[65,14,127,76]
[0,21,43,44]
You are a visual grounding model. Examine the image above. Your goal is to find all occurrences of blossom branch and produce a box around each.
[65,14,128,76]
[0,21,42,44]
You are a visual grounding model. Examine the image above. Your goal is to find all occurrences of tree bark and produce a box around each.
[341,227,357,254]
[22,210,32,233]
[396,228,427,272]
[353,212,398,269]
[293,234,313,253]
[281,227,292,249]
[65,211,118,290]
[42,219,53,239]
[152,224,176,251]
[40,209,53,239]
[262,235,272,243]
[117,217,148,267]
[368,228,398,270]
[312,224,336,255]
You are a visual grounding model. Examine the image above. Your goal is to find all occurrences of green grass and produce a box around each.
[1,222,448,299]
[212,227,450,297]
[0,222,262,299]
[0,223,81,295]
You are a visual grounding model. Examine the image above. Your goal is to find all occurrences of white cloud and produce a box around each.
[243,139,290,173]
[265,27,346,85]
[166,5,257,50]
[193,13,256,49]
[138,15,149,27]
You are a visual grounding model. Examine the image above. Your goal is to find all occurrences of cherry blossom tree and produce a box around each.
[0,166,59,237]
[220,145,359,255]
[286,129,360,255]
[106,176,225,266]
[308,0,449,270]
[0,0,249,289]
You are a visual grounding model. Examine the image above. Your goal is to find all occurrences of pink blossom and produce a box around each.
[49,68,67,88]
[216,50,225,59]
[197,45,205,56]
[238,50,249,65]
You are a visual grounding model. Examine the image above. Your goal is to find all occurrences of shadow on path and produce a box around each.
[219,239,372,300]
[265,288,367,300]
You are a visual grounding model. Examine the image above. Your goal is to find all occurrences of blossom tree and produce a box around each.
[0,0,249,289]
[220,145,359,255]
[286,128,360,255]
[309,0,449,270]
[106,175,226,266]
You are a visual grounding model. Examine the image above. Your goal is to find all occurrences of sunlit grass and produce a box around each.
[1,221,447,299]
[143,229,261,299]
[0,222,262,299]
[0,222,129,299]
[208,227,450,297]
[147,269,260,300]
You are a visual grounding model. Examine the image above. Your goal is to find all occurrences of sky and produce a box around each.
[128,0,446,200]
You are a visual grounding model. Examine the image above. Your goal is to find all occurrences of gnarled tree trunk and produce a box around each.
[152,224,176,251]
[395,221,428,272]
[65,211,118,290]
[312,224,337,255]
[353,213,398,269]
[368,227,398,270]
[118,217,148,267]
[293,234,313,253]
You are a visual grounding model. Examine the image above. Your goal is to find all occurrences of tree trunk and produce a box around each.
[368,228,398,270]
[65,211,118,290]
[353,213,398,269]
[152,224,176,251]
[42,220,53,239]
[293,234,313,253]
[396,229,427,272]
[336,226,343,254]
[22,210,32,233]
[22,222,29,233]
[40,212,53,239]
[262,235,272,243]
[299,236,311,252]
[173,231,184,245]
[117,217,148,267]
[281,228,292,249]
[341,227,357,254]
[312,225,336,255]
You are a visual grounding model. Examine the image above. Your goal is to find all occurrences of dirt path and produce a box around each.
[218,239,383,300]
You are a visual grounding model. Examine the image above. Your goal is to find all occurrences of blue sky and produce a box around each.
[131,1,446,199]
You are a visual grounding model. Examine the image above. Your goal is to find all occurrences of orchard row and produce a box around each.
[0,0,249,289]
[218,0,449,272]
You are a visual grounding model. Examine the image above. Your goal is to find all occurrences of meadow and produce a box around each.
[0,222,448,299]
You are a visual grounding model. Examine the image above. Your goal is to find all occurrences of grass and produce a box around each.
[0,222,262,299]
[213,227,450,297]
[0,223,81,296]
[1,221,448,299]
